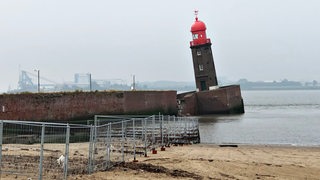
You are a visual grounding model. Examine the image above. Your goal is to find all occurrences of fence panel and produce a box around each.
[66,126,91,177]
[1,121,43,179]
[0,115,199,179]
[36,124,66,180]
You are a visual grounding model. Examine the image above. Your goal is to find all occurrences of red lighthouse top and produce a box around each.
[190,10,211,47]
[191,17,206,32]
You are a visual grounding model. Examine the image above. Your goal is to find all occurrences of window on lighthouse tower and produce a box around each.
[199,64,204,71]
[193,34,199,39]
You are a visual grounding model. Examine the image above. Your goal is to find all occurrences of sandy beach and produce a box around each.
[1,143,319,179]
[69,144,320,180]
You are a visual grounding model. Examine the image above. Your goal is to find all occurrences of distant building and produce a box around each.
[74,73,90,85]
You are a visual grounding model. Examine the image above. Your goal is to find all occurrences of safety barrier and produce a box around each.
[0,115,199,179]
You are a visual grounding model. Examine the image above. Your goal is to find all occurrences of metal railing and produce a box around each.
[0,115,199,179]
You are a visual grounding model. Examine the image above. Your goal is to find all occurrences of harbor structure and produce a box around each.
[177,11,245,115]
[190,10,218,91]
[0,11,244,121]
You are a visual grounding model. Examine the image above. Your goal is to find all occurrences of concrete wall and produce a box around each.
[0,91,177,121]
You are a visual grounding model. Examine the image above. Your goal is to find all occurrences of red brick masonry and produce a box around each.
[177,85,244,115]
[0,91,177,121]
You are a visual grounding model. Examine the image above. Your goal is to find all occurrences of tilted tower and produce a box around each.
[190,11,218,91]
[177,10,244,116]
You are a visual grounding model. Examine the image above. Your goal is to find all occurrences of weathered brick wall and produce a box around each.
[177,92,197,116]
[197,88,228,114]
[177,85,244,115]
[0,91,177,121]
[197,85,244,114]
[124,91,177,115]
[224,85,244,113]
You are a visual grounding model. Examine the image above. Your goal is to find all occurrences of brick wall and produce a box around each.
[177,85,244,115]
[0,91,177,121]
[197,85,244,114]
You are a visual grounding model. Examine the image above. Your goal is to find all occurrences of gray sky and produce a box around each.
[1,0,320,92]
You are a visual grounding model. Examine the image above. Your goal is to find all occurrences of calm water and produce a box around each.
[199,90,320,146]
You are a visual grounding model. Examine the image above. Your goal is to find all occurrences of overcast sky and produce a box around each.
[1,0,320,92]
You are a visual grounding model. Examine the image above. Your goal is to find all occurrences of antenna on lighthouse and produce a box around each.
[194,10,199,21]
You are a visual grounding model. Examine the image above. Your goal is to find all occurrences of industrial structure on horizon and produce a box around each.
[12,70,130,93]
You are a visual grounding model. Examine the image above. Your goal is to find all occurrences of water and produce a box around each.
[199,90,320,146]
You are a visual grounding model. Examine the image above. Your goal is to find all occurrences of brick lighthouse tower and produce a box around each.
[177,11,244,115]
[190,11,218,91]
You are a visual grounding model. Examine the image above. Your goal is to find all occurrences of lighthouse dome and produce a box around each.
[191,19,207,32]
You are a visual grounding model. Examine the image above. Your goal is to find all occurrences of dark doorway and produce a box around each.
[200,81,207,91]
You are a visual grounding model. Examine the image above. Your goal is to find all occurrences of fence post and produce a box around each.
[132,119,136,162]
[88,125,94,174]
[167,116,170,145]
[144,118,147,157]
[92,117,98,172]
[152,115,155,149]
[173,116,176,143]
[64,124,70,180]
[160,115,163,147]
[109,123,112,167]
[105,123,111,169]
[196,118,200,143]
[0,120,3,179]
[184,117,187,141]
[121,121,124,162]
[38,124,45,180]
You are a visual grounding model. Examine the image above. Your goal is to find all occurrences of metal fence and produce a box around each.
[0,115,199,179]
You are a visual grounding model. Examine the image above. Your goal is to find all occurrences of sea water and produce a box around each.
[199,90,320,146]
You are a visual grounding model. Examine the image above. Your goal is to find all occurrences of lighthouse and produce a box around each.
[177,11,244,116]
[190,11,218,91]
